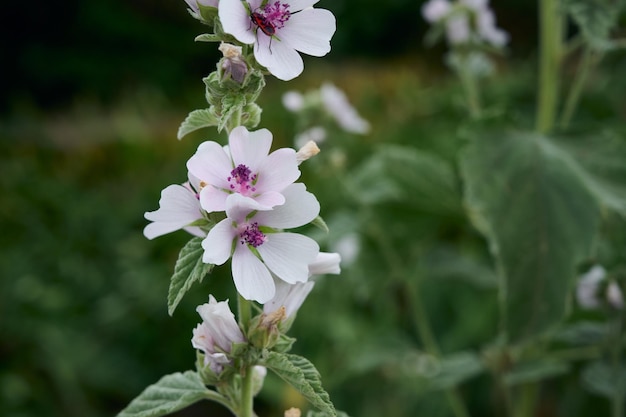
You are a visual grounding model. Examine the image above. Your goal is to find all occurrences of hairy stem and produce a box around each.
[240,366,255,417]
[536,0,563,133]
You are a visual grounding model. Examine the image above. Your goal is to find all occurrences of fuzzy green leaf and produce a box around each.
[504,359,571,386]
[564,0,625,50]
[461,131,600,342]
[177,108,219,140]
[168,237,213,316]
[351,145,461,215]
[117,371,211,417]
[262,352,336,417]
[582,360,626,398]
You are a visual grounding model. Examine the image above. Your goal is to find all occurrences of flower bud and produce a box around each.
[219,43,248,85]
[295,140,321,164]
[247,307,286,349]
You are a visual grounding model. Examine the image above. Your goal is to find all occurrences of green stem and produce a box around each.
[536,0,563,133]
[240,366,255,417]
[559,48,596,129]
[237,294,252,331]
[611,316,624,417]
[512,383,539,417]
[457,57,482,119]
[369,218,471,417]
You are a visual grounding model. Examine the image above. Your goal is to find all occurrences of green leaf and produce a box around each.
[461,131,600,342]
[168,237,213,316]
[177,109,219,140]
[504,359,571,386]
[262,352,336,417]
[551,131,626,216]
[307,411,351,417]
[351,145,460,214]
[582,360,626,398]
[563,0,625,51]
[218,95,246,133]
[117,371,211,417]
[552,321,610,346]
[423,352,485,390]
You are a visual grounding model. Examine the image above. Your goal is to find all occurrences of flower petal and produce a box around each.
[309,252,341,276]
[187,141,232,189]
[144,184,203,239]
[220,0,256,44]
[232,245,276,303]
[253,191,286,208]
[254,33,304,81]
[258,233,319,284]
[254,183,320,229]
[280,8,335,56]
[285,0,319,12]
[256,148,300,193]
[229,127,272,172]
[202,219,236,265]
[199,184,229,213]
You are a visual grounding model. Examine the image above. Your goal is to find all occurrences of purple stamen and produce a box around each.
[228,164,257,195]
[240,222,266,247]
[259,1,290,30]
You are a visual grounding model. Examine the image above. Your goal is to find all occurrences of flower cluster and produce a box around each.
[422,0,509,47]
[282,82,370,148]
[576,265,624,310]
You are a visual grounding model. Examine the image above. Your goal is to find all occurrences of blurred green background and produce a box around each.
[2,1,626,417]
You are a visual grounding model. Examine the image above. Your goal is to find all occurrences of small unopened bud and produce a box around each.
[284,408,301,417]
[219,43,247,85]
[247,307,286,349]
[295,141,320,164]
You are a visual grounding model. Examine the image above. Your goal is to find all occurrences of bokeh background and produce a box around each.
[2,1,626,416]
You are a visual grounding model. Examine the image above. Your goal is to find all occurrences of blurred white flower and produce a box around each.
[577,265,606,309]
[282,91,305,112]
[294,126,327,149]
[421,0,452,22]
[607,282,624,310]
[320,83,370,134]
[331,233,360,267]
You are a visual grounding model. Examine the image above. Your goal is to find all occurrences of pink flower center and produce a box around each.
[228,164,257,196]
[253,1,290,31]
[239,222,266,247]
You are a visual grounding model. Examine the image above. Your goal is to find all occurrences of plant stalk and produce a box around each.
[536,0,563,133]
[240,366,255,417]
[559,47,596,129]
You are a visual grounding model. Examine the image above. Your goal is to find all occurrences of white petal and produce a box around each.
[308,252,341,276]
[256,148,300,193]
[254,183,320,229]
[285,0,320,12]
[280,8,335,56]
[225,193,273,223]
[258,233,319,284]
[219,0,256,44]
[187,141,232,189]
[143,184,203,239]
[202,219,236,265]
[199,185,228,213]
[253,191,286,208]
[232,245,276,303]
[229,127,272,172]
[254,33,304,81]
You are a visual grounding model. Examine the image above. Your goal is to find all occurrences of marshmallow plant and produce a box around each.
[117,2,342,417]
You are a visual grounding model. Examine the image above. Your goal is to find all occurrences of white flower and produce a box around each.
[219,0,336,81]
[263,252,341,318]
[476,8,509,47]
[607,282,624,310]
[294,126,327,149]
[421,0,452,22]
[202,183,320,303]
[577,265,606,309]
[184,0,219,14]
[320,83,370,134]
[191,295,245,373]
[187,126,300,213]
[331,233,360,267]
[282,90,305,112]
[143,179,206,240]
[446,14,471,44]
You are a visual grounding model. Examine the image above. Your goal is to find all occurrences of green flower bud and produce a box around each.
[246,307,286,350]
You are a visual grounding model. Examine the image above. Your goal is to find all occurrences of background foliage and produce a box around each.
[2,1,626,417]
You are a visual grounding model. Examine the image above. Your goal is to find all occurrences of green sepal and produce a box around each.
[311,215,329,233]
[242,103,262,130]
[198,4,219,26]
[178,108,219,140]
[116,371,212,417]
[273,334,297,354]
[196,352,220,386]
[168,237,214,316]
[195,33,222,43]
[262,352,336,417]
